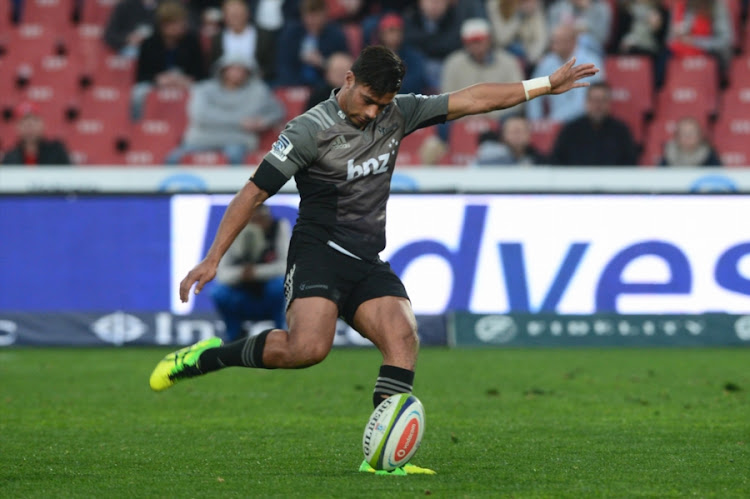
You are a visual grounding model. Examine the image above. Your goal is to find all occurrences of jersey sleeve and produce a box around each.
[395,93,450,136]
[250,117,319,194]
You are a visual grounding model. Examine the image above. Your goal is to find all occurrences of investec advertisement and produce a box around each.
[2,194,750,346]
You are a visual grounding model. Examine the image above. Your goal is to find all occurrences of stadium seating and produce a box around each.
[447,117,499,166]
[529,120,562,157]
[180,151,230,167]
[274,86,311,123]
[20,0,75,25]
[605,55,654,144]
[64,117,126,165]
[395,126,436,166]
[658,56,719,119]
[713,116,750,167]
[639,113,712,166]
[79,0,117,25]
[142,87,189,138]
[123,119,182,166]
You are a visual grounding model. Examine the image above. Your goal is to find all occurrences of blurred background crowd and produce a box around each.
[0,0,746,168]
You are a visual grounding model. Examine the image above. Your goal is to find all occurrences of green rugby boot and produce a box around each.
[149,337,223,392]
[358,460,435,475]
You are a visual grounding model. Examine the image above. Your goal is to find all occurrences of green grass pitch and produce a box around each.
[1,347,748,498]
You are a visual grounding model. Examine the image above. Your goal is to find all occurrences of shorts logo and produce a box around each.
[270,134,293,162]
[299,282,329,291]
[284,263,296,308]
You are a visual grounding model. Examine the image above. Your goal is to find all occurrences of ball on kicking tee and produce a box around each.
[362,393,425,471]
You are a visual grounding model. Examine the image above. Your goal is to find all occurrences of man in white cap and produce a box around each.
[441,17,526,120]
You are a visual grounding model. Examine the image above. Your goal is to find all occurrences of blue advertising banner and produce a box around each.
[3,193,750,318]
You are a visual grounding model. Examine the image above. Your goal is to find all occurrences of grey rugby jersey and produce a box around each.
[254,90,449,261]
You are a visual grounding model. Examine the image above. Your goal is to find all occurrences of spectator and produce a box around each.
[403,0,466,91]
[616,0,668,57]
[207,0,276,80]
[442,18,525,120]
[210,205,291,341]
[659,116,721,167]
[131,0,208,121]
[2,102,71,166]
[103,0,158,59]
[486,0,548,71]
[165,54,285,165]
[305,52,353,110]
[547,0,612,55]
[372,12,429,95]
[274,0,349,87]
[667,0,733,67]
[473,115,545,166]
[526,23,604,123]
[549,82,638,166]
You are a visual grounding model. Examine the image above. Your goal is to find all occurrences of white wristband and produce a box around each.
[522,76,551,101]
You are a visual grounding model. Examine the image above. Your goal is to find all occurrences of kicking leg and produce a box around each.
[149,297,338,391]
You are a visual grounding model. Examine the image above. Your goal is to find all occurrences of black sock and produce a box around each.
[372,365,414,408]
[198,329,274,373]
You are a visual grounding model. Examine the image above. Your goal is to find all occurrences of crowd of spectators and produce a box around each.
[0,0,746,168]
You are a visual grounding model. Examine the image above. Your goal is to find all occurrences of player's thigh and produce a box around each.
[352,296,418,367]
[285,296,339,360]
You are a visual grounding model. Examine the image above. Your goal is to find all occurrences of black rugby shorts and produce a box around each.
[284,233,409,325]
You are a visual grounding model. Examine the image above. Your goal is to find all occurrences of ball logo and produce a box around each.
[394,416,420,461]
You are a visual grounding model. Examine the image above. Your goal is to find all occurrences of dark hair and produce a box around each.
[588,82,611,95]
[350,45,406,96]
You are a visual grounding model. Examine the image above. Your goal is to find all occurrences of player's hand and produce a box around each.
[179,259,218,303]
[549,57,599,95]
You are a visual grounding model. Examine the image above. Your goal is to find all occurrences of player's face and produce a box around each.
[340,73,396,128]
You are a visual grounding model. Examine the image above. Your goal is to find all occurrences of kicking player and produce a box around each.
[149,45,598,475]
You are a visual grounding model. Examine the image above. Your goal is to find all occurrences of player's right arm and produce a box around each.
[179,181,269,302]
[446,58,599,121]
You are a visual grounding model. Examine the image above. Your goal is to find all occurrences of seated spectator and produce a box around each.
[659,117,721,167]
[207,0,274,80]
[211,204,291,341]
[667,0,733,67]
[2,102,71,166]
[165,54,285,165]
[547,0,612,55]
[442,18,525,120]
[616,0,668,57]
[305,52,353,110]
[104,0,158,59]
[473,115,545,166]
[526,23,604,123]
[549,83,638,166]
[130,1,208,121]
[486,0,548,71]
[274,0,349,87]
[372,12,429,95]
[403,0,466,91]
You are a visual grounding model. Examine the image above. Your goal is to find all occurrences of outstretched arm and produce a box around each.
[446,58,599,121]
[179,180,269,302]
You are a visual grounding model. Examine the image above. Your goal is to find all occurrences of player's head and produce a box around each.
[350,45,405,96]
[339,46,405,128]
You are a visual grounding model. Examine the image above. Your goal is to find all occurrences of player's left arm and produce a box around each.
[446,58,599,121]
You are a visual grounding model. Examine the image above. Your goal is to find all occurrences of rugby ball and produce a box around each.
[362,393,425,471]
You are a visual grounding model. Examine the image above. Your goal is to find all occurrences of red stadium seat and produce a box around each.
[529,120,562,156]
[21,0,75,25]
[180,151,230,166]
[718,85,750,119]
[90,53,136,88]
[395,126,436,166]
[605,55,654,114]
[660,56,719,117]
[64,117,125,165]
[80,0,117,25]
[274,86,311,123]
[713,116,750,167]
[2,24,64,64]
[77,85,131,132]
[447,117,499,166]
[142,87,189,137]
[124,119,181,166]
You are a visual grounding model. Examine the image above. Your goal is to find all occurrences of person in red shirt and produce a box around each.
[1,102,71,166]
[667,0,732,63]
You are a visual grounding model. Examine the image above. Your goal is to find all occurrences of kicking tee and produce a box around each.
[251,90,449,261]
